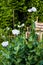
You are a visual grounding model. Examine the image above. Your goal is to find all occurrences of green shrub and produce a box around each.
[0,0,43,28]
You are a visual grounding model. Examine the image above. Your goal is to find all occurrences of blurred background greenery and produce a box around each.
[0,0,43,28]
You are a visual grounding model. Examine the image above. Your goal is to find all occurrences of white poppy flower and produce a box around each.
[32,7,37,12]
[28,9,32,12]
[12,29,20,35]
[18,25,21,28]
[1,41,8,47]
[28,7,37,12]
[21,23,24,27]
[18,23,24,28]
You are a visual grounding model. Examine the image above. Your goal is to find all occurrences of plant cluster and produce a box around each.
[0,23,43,65]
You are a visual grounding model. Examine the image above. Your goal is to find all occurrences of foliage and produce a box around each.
[0,34,43,65]
[0,0,43,28]
[0,22,43,65]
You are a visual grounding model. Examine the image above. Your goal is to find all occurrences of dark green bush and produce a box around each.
[0,0,43,28]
